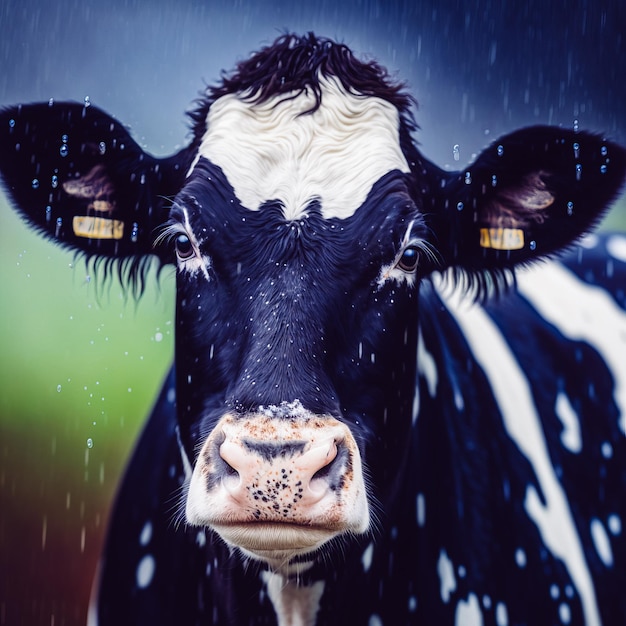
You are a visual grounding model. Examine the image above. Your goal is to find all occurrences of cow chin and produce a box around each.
[210,523,339,564]
[185,408,370,565]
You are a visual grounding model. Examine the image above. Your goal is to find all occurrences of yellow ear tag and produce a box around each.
[479,227,525,251]
[72,216,124,240]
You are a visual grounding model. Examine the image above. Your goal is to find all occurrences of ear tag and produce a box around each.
[72,216,124,240]
[479,227,525,250]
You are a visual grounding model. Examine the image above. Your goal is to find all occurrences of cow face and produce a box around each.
[1,34,625,576]
[168,80,428,564]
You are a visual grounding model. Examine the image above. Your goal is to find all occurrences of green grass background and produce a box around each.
[0,197,175,625]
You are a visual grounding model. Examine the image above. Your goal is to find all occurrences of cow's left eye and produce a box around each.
[397,246,419,272]
[175,234,195,261]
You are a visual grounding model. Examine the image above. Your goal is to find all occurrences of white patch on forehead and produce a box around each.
[194,75,410,220]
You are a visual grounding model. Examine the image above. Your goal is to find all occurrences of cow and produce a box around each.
[1,32,626,626]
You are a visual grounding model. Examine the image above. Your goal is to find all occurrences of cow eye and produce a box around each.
[397,246,419,272]
[175,234,195,260]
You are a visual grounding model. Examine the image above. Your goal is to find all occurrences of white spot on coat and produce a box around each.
[590,518,614,567]
[417,327,438,398]
[437,549,456,603]
[495,602,508,626]
[608,514,622,535]
[136,554,155,589]
[559,602,572,624]
[555,392,582,453]
[139,521,152,546]
[416,493,426,527]
[362,542,374,573]
[455,593,483,626]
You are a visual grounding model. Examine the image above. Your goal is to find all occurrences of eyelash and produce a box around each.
[155,220,211,279]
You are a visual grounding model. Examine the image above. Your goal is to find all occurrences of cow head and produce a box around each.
[1,33,625,577]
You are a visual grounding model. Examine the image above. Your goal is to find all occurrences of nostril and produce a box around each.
[309,439,344,491]
[217,439,245,487]
[222,458,238,477]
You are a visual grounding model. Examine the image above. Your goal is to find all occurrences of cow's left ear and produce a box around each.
[424,126,626,274]
[0,102,191,266]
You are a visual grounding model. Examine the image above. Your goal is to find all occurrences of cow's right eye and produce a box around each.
[397,246,420,273]
[176,234,195,260]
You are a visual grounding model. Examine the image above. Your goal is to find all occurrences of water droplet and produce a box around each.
[55,217,63,237]
[575,163,582,181]
[601,145,608,157]
[456,201,464,211]
[131,222,139,243]
[464,172,472,185]
[154,332,163,343]
[31,178,40,189]
[573,142,580,158]
[87,438,94,449]
[45,206,52,222]
[573,119,579,132]
[59,144,69,157]
[57,384,62,392]
[8,118,15,128]
[99,141,106,155]
[453,144,460,161]
[491,174,497,187]
[61,134,68,143]
[529,240,537,251]
[51,175,58,189]
[496,144,504,156]
[567,201,574,216]
[600,164,607,174]
[84,96,91,107]
[48,98,54,107]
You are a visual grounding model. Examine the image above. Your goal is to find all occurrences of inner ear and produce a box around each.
[485,171,554,228]
[479,171,555,251]
[425,126,626,272]
[63,164,117,213]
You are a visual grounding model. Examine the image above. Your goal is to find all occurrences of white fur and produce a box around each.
[193,75,410,220]
[517,262,626,436]
[262,571,325,626]
[437,270,602,626]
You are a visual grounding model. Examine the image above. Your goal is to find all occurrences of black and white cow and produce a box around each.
[1,33,626,626]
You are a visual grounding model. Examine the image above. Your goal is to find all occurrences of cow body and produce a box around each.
[1,33,625,625]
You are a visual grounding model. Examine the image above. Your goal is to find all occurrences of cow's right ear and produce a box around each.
[420,126,626,281]
[0,102,191,266]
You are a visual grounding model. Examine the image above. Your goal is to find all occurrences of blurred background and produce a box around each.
[1,1,625,624]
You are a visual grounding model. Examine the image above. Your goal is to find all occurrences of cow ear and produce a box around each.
[426,126,626,275]
[0,102,191,268]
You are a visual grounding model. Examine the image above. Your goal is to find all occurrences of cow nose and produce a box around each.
[218,436,342,504]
